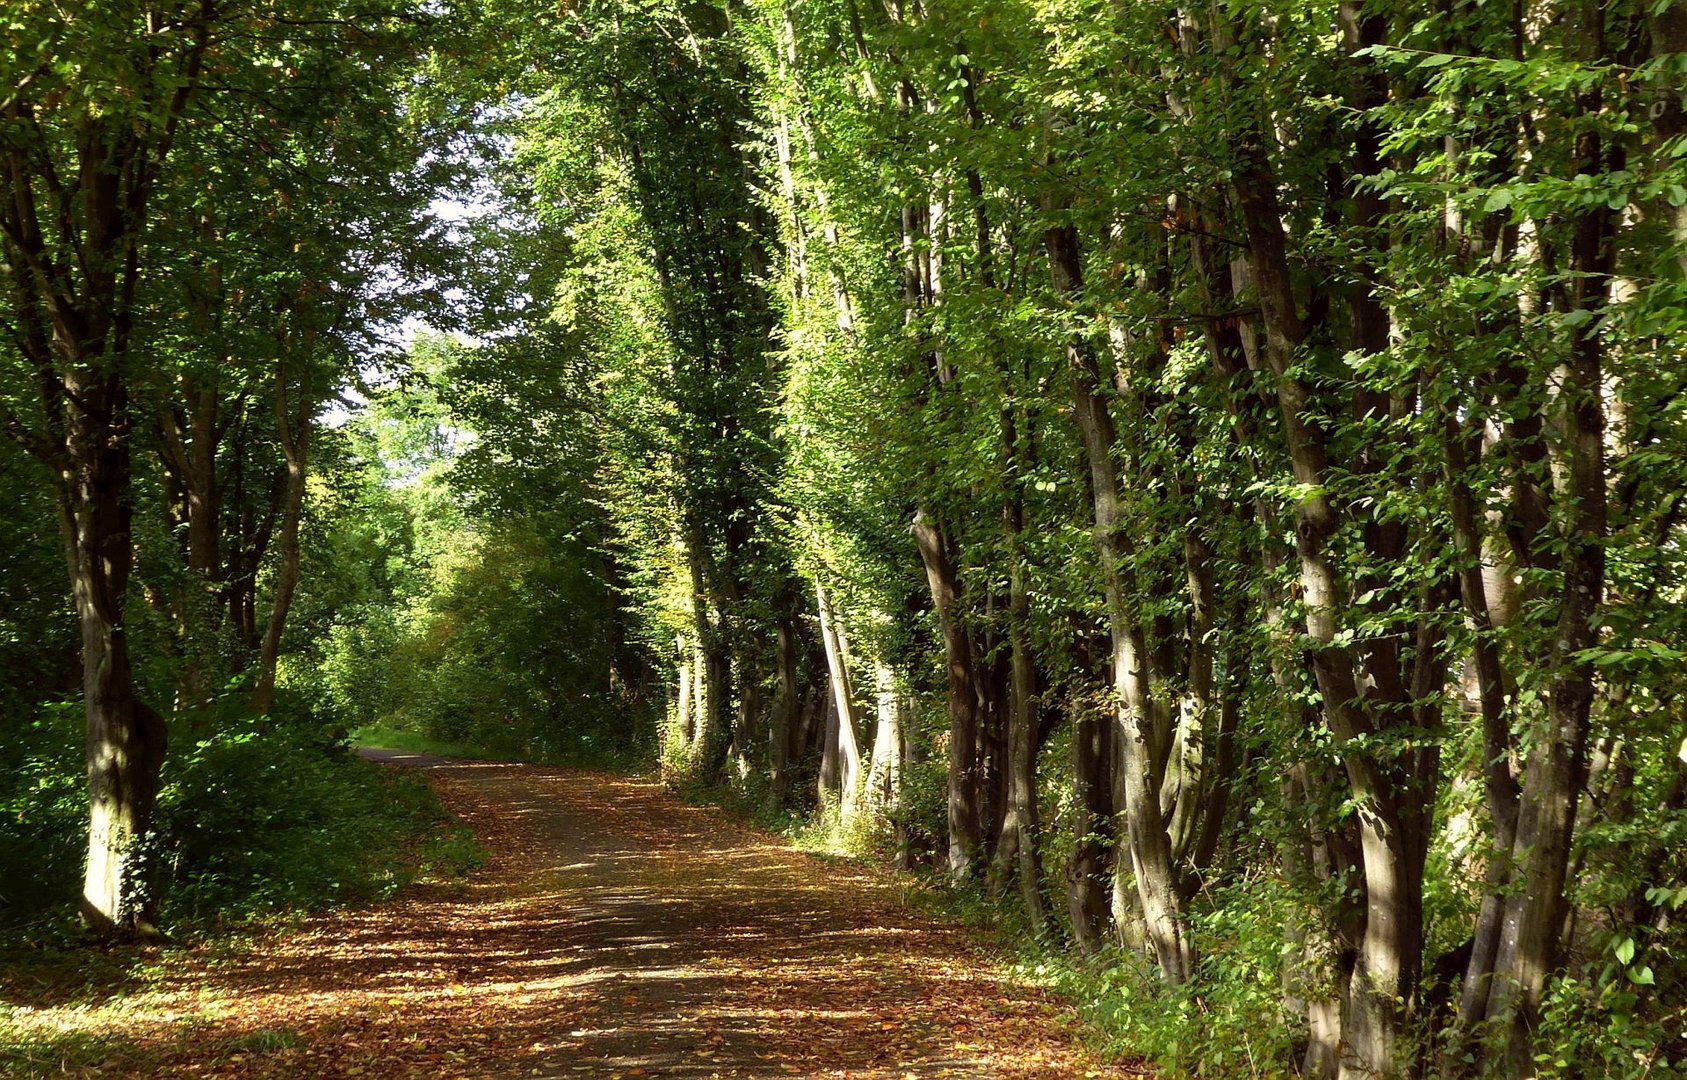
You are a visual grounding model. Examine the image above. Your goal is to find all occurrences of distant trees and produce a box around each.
[455,0,1687,1075]
[4,0,1682,1073]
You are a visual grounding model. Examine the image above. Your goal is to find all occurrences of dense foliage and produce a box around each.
[0,0,466,939]
[425,0,1687,1076]
[5,0,1685,1077]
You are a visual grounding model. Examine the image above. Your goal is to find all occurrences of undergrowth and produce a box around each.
[0,703,486,947]
[0,702,486,1078]
[352,721,655,773]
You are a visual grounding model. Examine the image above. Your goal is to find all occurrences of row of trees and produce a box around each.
[0,0,449,936]
[466,0,1685,1075]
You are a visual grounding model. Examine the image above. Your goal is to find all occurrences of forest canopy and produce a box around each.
[3,0,1685,1077]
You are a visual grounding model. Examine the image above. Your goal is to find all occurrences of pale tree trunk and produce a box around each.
[865,653,903,818]
[1442,411,1523,1073]
[1044,189,1195,984]
[675,634,695,758]
[912,510,981,881]
[65,374,168,938]
[815,580,863,822]
[691,637,709,748]
[682,517,731,777]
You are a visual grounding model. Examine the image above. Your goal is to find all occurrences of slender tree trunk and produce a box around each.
[1231,118,1427,1078]
[866,653,903,818]
[912,509,981,881]
[1443,412,1523,1070]
[770,612,799,807]
[1004,561,1053,937]
[993,401,1054,935]
[675,634,695,757]
[816,580,864,821]
[1067,677,1113,956]
[818,687,841,804]
[254,363,308,715]
[1045,190,1195,984]
[1484,9,1613,1069]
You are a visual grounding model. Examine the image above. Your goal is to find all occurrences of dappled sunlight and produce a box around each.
[5,761,1141,1077]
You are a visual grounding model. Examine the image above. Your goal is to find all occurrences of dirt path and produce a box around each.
[14,755,1145,1078]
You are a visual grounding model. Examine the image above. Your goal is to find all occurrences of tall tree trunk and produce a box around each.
[64,373,166,939]
[1067,672,1113,956]
[865,653,904,818]
[770,609,799,807]
[254,362,308,715]
[675,634,695,758]
[1484,7,1614,1069]
[912,509,981,881]
[816,580,864,822]
[992,401,1054,935]
[1230,115,1427,1079]
[1045,190,1195,985]
[1004,558,1054,937]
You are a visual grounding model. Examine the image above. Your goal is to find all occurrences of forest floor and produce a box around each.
[1,753,1147,1078]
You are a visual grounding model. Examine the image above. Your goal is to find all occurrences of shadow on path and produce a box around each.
[11,751,1146,1078]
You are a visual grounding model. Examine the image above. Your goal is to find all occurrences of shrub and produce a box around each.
[0,702,472,943]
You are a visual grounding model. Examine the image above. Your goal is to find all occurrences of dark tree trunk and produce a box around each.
[770,606,800,807]
[1067,673,1113,956]
[254,362,309,715]
[65,373,168,938]
[1484,8,1614,1070]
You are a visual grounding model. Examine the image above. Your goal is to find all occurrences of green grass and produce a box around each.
[351,723,510,761]
[352,721,656,773]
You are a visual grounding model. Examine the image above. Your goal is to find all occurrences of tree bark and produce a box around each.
[65,374,167,938]
[1045,192,1194,985]
[1483,7,1614,1069]
[253,362,309,715]
[865,653,904,819]
[770,609,799,807]
[1067,676,1114,956]
[912,509,981,881]
[1229,102,1429,1080]
[816,580,864,822]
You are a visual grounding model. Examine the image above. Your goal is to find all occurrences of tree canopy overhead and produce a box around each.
[4,0,1686,1076]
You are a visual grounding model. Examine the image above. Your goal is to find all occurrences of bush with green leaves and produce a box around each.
[0,699,475,943]
[153,719,456,923]
[0,704,88,940]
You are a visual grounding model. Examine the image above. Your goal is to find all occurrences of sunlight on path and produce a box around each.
[6,757,1146,1078]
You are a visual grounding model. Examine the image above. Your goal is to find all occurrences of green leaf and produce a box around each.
[1482,188,1514,213]
[1615,936,1636,965]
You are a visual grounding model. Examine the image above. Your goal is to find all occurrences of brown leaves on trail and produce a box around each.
[4,760,1147,1078]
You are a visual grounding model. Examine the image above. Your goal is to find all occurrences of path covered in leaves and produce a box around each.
[12,755,1146,1078]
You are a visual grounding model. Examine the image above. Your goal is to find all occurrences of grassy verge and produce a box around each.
[350,723,510,761]
[352,722,655,773]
